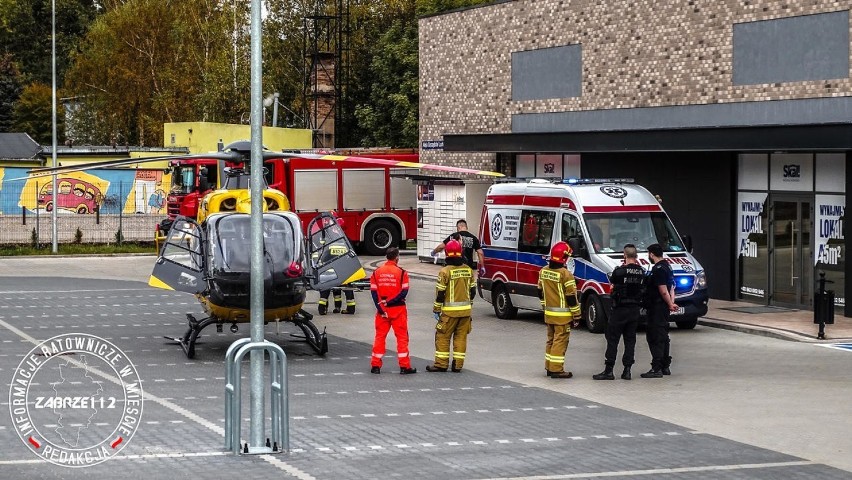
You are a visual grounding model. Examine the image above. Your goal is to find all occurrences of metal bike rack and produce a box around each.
[224,339,289,454]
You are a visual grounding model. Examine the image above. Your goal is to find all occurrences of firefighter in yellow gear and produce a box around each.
[538,241,582,379]
[318,286,356,315]
[426,239,476,373]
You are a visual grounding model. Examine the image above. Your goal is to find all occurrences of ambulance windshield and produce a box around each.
[583,212,685,253]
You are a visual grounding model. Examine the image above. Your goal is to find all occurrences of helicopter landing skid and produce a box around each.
[288,309,328,356]
[163,314,218,359]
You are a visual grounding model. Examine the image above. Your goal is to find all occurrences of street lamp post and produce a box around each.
[51,0,58,253]
[247,0,266,454]
[272,92,279,127]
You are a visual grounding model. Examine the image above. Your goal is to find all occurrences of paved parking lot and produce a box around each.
[1,273,850,479]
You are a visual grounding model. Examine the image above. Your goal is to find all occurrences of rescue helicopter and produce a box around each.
[21,141,504,358]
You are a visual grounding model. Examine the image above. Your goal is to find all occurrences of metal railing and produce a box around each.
[224,338,289,454]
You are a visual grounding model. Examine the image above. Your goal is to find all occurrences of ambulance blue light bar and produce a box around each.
[561,178,635,185]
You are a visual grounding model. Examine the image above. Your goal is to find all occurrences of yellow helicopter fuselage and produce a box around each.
[198,188,291,223]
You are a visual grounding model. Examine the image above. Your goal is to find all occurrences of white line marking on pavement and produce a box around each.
[0,317,315,480]
[0,288,148,294]
[480,461,816,479]
[259,454,318,480]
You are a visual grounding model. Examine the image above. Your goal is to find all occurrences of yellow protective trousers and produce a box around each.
[545,323,571,373]
[433,314,472,370]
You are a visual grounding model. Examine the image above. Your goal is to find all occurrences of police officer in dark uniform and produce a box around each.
[593,244,645,381]
[641,243,679,378]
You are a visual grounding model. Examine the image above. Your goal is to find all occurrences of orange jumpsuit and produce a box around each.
[369,259,411,369]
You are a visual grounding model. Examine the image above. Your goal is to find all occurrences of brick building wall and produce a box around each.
[419,0,852,167]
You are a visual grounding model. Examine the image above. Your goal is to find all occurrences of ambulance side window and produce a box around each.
[519,210,555,255]
[561,213,582,243]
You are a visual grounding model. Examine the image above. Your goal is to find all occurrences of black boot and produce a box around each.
[400,367,417,375]
[318,303,327,315]
[592,366,615,380]
[662,366,671,376]
[621,366,632,380]
[640,368,663,378]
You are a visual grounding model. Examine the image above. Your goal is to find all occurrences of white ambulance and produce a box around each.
[478,179,709,332]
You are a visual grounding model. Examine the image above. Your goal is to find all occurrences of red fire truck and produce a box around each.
[157,150,418,255]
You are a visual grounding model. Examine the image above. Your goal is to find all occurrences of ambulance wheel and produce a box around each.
[584,295,607,333]
[676,318,698,329]
[492,284,517,319]
[364,220,399,256]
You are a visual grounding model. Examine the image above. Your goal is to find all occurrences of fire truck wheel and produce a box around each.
[492,283,518,319]
[364,220,399,256]
[584,294,607,333]
[676,318,698,329]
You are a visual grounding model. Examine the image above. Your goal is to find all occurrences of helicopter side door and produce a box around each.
[149,217,206,294]
[307,213,366,292]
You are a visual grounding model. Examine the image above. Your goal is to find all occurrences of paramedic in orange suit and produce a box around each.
[369,247,417,375]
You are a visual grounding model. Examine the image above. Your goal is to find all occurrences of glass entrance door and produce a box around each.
[770,197,811,307]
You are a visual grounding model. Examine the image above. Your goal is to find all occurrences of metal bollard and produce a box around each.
[224,339,289,454]
[814,271,835,340]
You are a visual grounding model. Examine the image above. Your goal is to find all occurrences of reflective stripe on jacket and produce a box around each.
[538,266,580,324]
[434,265,474,317]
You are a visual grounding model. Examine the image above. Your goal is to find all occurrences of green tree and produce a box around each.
[1,0,99,85]
[0,54,23,132]
[65,0,247,145]
[13,82,64,144]
[354,20,418,148]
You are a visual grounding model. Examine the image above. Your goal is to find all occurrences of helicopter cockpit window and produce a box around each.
[161,220,203,270]
[209,214,297,274]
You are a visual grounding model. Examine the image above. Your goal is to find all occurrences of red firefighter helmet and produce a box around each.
[445,239,463,257]
[549,241,571,264]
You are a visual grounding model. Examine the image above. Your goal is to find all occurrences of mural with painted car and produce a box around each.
[0,167,170,215]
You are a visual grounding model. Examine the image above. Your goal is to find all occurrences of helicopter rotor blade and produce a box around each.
[8,151,244,182]
[277,153,505,177]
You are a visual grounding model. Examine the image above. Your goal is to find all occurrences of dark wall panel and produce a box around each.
[582,152,735,300]
[733,11,850,85]
[512,45,582,101]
